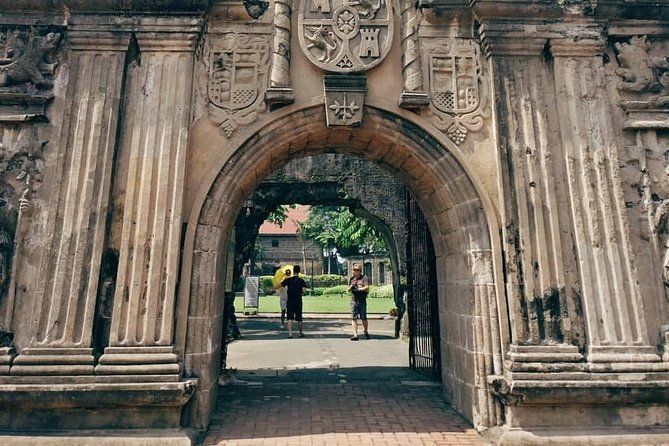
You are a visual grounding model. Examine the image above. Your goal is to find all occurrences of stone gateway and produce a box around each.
[0,0,668,445]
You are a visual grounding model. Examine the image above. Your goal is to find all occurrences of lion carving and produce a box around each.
[0,30,61,89]
[615,36,669,95]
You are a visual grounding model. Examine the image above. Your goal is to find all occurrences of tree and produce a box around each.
[299,206,387,262]
[265,204,296,227]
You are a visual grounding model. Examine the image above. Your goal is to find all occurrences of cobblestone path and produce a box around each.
[202,318,485,446]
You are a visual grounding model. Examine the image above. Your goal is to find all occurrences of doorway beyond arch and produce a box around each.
[176,104,507,433]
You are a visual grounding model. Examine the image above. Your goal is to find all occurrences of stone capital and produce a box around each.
[478,21,549,57]
[549,36,605,57]
[67,30,131,52]
[134,32,200,52]
[67,15,202,52]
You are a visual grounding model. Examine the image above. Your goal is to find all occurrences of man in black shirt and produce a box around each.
[348,263,370,340]
[281,264,308,338]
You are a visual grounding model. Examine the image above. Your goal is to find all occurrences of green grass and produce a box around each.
[234,294,395,314]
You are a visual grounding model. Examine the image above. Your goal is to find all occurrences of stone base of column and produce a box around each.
[398,90,430,109]
[0,347,16,375]
[507,344,583,364]
[265,86,294,108]
[0,430,192,446]
[10,348,94,375]
[0,379,197,431]
[586,345,661,363]
[95,346,180,381]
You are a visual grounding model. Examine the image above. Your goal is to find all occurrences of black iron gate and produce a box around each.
[406,191,441,379]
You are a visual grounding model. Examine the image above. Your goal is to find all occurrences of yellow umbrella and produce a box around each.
[271,265,296,288]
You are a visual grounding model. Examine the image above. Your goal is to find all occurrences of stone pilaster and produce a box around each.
[398,0,429,109]
[11,31,129,376]
[95,27,198,378]
[265,0,295,106]
[550,36,659,363]
[481,23,584,363]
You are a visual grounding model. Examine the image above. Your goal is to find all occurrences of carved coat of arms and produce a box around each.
[424,38,486,145]
[429,48,479,115]
[207,34,270,138]
[298,0,393,73]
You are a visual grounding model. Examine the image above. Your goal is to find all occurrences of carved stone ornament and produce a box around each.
[0,28,61,121]
[0,29,60,91]
[298,0,393,73]
[557,0,597,15]
[615,36,669,107]
[323,74,365,126]
[423,38,486,145]
[207,33,271,138]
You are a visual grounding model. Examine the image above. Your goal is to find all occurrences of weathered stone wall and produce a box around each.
[0,1,668,444]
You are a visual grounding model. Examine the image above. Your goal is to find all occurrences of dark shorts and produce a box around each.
[350,298,367,320]
[286,300,303,322]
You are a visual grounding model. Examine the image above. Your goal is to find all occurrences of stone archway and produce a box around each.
[177,104,506,433]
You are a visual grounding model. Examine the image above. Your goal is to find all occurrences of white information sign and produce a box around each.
[244,276,259,309]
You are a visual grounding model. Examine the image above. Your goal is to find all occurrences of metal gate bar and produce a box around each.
[406,190,442,379]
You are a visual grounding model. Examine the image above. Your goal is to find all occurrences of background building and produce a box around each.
[249,205,324,275]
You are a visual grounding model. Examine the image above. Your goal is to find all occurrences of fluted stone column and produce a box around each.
[95,27,198,378]
[551,35,659,363]
[11,31,129,376]
[482,24,584,363]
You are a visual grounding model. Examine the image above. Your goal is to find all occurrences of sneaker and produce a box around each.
[350,336,359,341]
[287,334,293,339]
[364,332,370,340]
[298,332,305,338]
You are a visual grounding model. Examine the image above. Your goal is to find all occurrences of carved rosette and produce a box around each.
[298,0,393,73]
[422,38,487,145]
[206,33,271,138]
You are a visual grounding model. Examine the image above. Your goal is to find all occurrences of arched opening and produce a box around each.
[177,105,506,434]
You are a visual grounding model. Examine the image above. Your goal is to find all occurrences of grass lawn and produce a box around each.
[234,294,394,314]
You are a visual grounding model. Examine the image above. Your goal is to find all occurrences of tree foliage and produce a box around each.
[265,204,296,226]
[299,206,387,257]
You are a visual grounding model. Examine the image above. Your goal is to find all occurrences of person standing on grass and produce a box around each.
[275,268,292,329]
[348,263,370,341]
[281,265,308,338]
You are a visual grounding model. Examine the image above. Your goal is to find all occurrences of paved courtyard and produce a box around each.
[202,318,484,446]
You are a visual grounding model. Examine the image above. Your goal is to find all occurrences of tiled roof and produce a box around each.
[258,205,310,235]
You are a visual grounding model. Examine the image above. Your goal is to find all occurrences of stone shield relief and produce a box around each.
[298,0,393,73]
[423,38,487,146]
[206,33,271,138]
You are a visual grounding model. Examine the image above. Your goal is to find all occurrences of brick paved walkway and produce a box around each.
[203,382,483,446]
[202,318,485,446]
